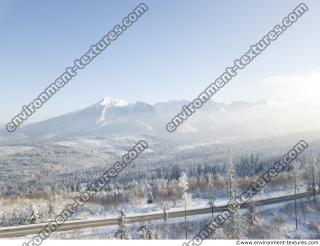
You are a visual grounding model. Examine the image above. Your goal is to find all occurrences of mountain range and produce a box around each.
[6,97,319,143]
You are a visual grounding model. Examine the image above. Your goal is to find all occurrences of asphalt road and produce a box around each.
[0,191,314,238]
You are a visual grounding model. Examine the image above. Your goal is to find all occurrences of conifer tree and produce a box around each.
[225,149,246,239]
[114,209,130,239]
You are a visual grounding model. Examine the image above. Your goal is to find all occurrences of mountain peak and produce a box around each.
[99,97,128,108]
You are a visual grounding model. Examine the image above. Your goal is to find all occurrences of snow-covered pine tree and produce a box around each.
[162,203,168,239]
[248,202,259,225]
[208,197,216,218]
[53,193,64,215]
[147,188,153,204]
[307,155,318,203]
[48,203,54,218]
[178,171,189,201]
[178,171,190,239]
[26,202,39,224]
[292,160,302,230]
[139,224,159,239]
[225,149,246,239]
[162,203,168,221]
[114,209,130,239]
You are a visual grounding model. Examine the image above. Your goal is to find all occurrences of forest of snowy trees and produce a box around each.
[0,136,319,239]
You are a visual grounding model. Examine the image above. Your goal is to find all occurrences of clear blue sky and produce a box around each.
[1,0,319,123]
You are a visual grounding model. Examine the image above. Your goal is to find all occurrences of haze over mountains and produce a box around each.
[8,97,319,143]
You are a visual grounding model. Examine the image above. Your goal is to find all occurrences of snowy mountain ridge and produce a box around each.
[13,97,320,141]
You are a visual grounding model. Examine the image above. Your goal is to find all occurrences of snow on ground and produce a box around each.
[21,196,320,240]
[55,139,118,153]
[0,146,33,157]
[50,188,312,223]
[177,141,223,150]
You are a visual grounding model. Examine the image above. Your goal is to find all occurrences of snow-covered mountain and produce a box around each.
[16,97,320,141]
